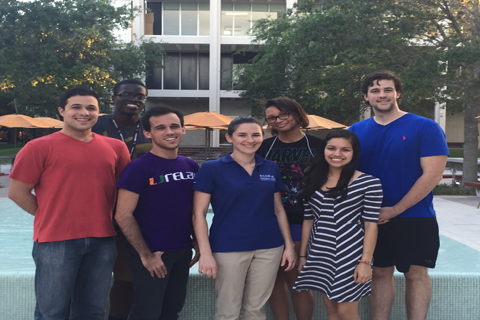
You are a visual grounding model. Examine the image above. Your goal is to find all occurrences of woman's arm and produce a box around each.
[274,192,297,271]
[297,218,314,272]
[353,221,378,283]
[192,190,217,278]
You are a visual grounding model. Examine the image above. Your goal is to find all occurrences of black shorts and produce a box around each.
[373,217,439,273]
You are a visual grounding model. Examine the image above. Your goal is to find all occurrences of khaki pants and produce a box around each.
[213,245,284,320]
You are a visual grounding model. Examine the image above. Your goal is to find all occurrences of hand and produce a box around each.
[190,241,200,268]
[378,207,399,224]
[198,254,217,279]
[281,245,297,272]
[297,256,307,273]
[140,251,167,278]
[353,262,372,284]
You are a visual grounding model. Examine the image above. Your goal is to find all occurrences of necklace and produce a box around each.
[111,115,140,158]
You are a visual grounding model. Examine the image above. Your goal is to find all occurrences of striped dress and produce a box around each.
[292,174,383,302]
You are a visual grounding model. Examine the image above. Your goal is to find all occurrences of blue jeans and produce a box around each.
[32,237,117,320]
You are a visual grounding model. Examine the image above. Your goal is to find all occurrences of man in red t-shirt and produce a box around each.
[9,88,130,320]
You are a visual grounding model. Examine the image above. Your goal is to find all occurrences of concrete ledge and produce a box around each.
[1,272,479,320]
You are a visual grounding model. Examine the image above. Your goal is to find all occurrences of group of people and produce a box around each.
[8,70,448,320]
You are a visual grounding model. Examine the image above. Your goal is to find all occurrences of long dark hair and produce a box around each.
[300,130,361,202]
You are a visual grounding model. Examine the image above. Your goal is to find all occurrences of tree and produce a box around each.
[0,0,163,117]
[237,0,441,123]
[239,0,480,186]
[390,0,480,185]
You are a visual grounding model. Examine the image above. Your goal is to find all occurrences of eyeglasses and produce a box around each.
[265,112,290,124]
[116,92,147,101]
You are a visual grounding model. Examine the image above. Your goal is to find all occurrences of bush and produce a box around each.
[433,184,475,195]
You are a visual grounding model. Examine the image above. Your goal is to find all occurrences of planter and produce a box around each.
[145,12,154,35]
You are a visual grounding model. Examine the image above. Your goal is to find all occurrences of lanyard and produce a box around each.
[111,115,140,158]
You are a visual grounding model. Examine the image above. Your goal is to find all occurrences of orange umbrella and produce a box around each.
[184,112,233,159]
[306,114,347,130]
[36,117,64,128]
[184,112,233,129]
[0,114,54,128]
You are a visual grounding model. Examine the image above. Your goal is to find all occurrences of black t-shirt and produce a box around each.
[92,114,152,160]
[256,134,323,225]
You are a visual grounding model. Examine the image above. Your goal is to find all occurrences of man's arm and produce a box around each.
[115,188,167,278]
[8,179,37,216]
[378,155,447,224]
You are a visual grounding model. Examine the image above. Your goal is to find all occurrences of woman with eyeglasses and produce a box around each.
[256,98,323,320]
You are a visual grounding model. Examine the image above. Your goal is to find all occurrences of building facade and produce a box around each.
[129,0,296,146]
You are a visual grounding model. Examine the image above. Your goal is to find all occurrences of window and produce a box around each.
[221,2,285,36]
[159,2,210,36]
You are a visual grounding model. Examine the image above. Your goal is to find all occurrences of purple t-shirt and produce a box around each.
[117,152,199,252]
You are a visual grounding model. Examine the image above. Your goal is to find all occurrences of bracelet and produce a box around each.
[358,260,372,265]
[299,256,307,258]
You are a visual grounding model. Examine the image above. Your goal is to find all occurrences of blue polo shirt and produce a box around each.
[193,153,285,252]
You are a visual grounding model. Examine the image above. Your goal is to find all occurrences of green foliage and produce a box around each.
[0,0,164,116]
[237,0,444,121]
[433,184,475,196]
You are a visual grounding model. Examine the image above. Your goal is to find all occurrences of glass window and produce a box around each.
[181,3,197,36]
[163,3,179,35]
[181,53,197,90]
[221,3,234,36]
[199,53,209,90]
[164,53,179,89]
[270,4,286,14]
[252,4,268,12]
[199,10,210,35]
[233,3,251,36]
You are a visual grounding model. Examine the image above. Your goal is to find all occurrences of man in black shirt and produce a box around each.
[92,79,152,320]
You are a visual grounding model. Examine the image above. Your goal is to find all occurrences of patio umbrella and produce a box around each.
[35,117,64,128]
[306,114,347,130]
[0,114,55,150]
[0,114,54,128]
[184,112,233,159]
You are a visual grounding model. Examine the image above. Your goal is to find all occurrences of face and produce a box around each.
[143,113,185,151]
[58,95,99,133]
[113,84,147,116]
[363,79,401,114]
[265,106,299,133]
[226,123,263,155]
[324,138,354,169]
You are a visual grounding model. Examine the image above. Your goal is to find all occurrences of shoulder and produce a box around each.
[177,155,200,170]
[356,173,382,188]
[349,118,372,131]
[93,134,128,152]
[305,134,324,146]
[258,136,276,150]
[91,115,110,133]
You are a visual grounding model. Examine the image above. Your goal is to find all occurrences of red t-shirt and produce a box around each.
[10,132,131,242]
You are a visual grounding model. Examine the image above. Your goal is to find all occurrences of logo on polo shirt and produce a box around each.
[149,172,195,185]
[259,174,276,182]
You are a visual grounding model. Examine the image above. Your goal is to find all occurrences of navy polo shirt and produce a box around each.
[193,153,285,252]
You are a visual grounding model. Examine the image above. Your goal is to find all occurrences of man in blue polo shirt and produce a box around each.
[349,70,448,320]
[115,105,199,320]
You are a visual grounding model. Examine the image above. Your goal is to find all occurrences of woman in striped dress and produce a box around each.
[293,130,383,320]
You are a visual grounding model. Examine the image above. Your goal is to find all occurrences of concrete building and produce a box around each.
[124,0,295,146]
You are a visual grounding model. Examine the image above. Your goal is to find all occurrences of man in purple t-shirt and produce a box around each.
[116,105,199,320]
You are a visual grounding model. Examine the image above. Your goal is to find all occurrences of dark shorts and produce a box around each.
[373,217,440,273]
[290,224,302,242]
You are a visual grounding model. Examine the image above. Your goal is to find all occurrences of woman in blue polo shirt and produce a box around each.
[193,116,297,320]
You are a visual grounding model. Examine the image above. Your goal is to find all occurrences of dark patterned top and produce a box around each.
[256,134,323,225]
